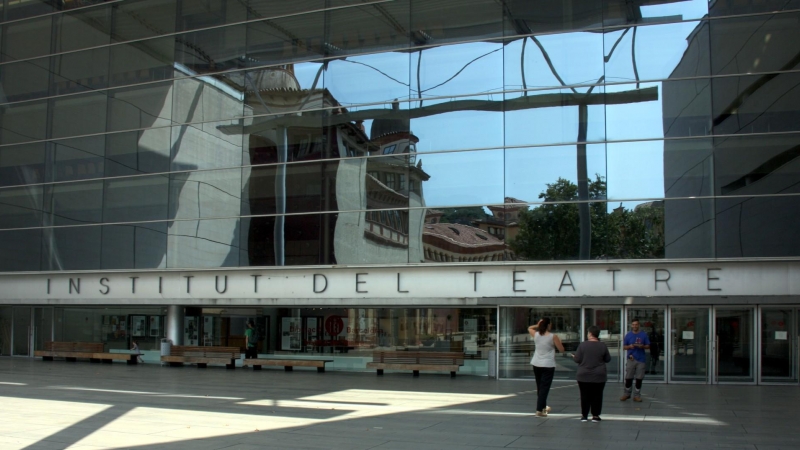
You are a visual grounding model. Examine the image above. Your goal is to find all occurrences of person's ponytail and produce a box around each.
[538,317,551,336]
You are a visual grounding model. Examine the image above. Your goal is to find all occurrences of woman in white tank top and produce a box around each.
[528,318,565,417]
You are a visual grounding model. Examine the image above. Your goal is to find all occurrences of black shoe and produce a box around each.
[592,416,601,423]
[581,416,588,422]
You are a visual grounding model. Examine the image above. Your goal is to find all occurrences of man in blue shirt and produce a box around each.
[621,319,650,402]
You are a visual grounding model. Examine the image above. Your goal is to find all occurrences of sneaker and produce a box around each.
[545,406,552,413]
[592,416,601,423]
[580,416,588,422]
[620,394,630,401]
[535,411,547,417]
[633,397,643,402]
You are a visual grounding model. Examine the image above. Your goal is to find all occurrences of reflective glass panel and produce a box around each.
[505,32,603,92]
[169,168,241,220]
[604,0,708,26]
[625,307,665,382]
[108,82,173,133]
[505,87,606,147]
[0,99,48,145]
[712,72,800,136]
[604,21,710,83]
[324,53,409,106]
[499,306,581,379]
[41,225,102,270]
[0,185,44,229]
[112,0,177,42]
[51,136,106,182]
[105,129,172,177]
[715,308,755,383]
[51,92,107,139]
[168,218,240,268]
[709,0,800,16]
[2,16,51,62]
[607,79,710,141]
[670,307,710,382]
[711,11,800,76]
[714,133,800,197]
[716,195,800,258]
[414,149,503,209]
[101,223,168,270]
[760,308,797,382]
[104,175,169,223]
[44,180,103,226]
[0,142,46,187]
[0,229,41,271]
[504,0,603,37]
[411,95,504,153]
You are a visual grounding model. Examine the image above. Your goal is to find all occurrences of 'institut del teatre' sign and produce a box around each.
[1,261,798,302]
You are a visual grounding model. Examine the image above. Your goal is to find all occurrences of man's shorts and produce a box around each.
[625,359,647,380]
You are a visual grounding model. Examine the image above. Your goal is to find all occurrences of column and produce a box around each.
[166,305,185,345]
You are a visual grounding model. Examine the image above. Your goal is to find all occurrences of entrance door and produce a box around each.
[759,308,798,384]
[625,308,666,382]
[714,308,755,383]
[12,307,32,356]
[670,308,710,383]
[583,308,622,381]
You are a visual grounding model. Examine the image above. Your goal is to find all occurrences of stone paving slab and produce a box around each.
[0,358,797,450]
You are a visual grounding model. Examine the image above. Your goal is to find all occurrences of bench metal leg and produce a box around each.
[42,356,53,361]
[66,357,77,362]
[253,365,262,370]
[89,358,100,363]
[127,359,137,365]
[317,367,325,373]
[169,362,183,367]
[284,366,293,371]
[226,363,235,370]
[197,363,207,368]
[413,370,420,377]
[450,371,456,378]
[101,359,113,364]
[377,369,384,376]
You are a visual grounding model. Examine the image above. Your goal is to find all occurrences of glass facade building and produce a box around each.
[0,0,798,384]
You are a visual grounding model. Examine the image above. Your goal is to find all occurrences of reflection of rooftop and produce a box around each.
[423,223,503,249]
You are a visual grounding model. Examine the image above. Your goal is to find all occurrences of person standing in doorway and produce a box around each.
[621,319,650,402]
[242,320,258,367]
[528,317,565,417]
[573,326,611,422]
[647,326,662,375]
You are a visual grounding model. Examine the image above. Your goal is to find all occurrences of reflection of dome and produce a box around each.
[247,67,301,92]
[370,101,410,140]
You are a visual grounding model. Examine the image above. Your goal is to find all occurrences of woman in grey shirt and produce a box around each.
[572,326,611,422]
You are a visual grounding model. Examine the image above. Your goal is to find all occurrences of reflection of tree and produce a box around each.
[510,176,664,260]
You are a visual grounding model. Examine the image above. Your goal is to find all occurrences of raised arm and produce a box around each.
[527,325,538,337]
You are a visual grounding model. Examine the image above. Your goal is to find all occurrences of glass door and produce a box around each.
[759,308,797,383]
[670,308,711,382]
[33,307,53,352]
[498,306,581,379]
[12,307,32,356]
[714,308,755,383]
[583,308,622,381]
[625,308,666,382]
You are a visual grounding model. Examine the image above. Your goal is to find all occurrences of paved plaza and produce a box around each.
[0,358,796,450]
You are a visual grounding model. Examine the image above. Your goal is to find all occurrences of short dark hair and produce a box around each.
[631,319,640,325]
[247,320,255,327]
[587,326,601,339]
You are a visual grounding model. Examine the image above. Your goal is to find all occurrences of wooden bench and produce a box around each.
[367,351,464,377]
[35,342,138,364]
[161,346,239,369]
[246,358,334,373]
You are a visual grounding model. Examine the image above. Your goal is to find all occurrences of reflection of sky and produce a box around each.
[291,19,701,210]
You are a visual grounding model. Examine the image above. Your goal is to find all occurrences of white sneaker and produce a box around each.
[535,411,547,417]
[545,406,552,413]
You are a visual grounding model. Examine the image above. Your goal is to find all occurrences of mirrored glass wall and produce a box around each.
[2,1,800,271]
